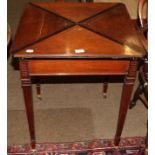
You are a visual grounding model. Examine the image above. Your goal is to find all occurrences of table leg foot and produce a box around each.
[37,94,42,100]
[30,148,37,155]
[31,140,36,150]
[114,136,120,146]
[103,93,107,98]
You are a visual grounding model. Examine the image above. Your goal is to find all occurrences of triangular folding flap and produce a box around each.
[32,2,117,22]
[15,26,143,58]
[11,3,74,53]
[81,4,145,53]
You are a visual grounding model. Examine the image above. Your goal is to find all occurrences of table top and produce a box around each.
[11,2,146,59]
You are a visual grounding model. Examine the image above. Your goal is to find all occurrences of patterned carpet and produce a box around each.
[8,137,146,155]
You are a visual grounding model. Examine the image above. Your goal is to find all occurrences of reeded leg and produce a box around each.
[114,60,138,145]
[103,76,109,98]
[19,60,36,149]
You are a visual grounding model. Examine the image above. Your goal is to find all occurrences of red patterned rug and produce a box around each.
[8,137,146,155]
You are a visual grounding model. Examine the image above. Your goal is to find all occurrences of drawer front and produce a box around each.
[28,60,130,76]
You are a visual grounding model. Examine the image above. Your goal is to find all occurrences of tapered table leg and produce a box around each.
[114,60,138,145]
[35,77,41,99]
[103,76,109,98]
[19,60,36,149]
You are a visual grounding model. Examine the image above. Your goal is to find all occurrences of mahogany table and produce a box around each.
[11,2,146,150]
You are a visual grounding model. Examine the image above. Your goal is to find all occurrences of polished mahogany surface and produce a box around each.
[28,60,129,76]
[11,2,146,58]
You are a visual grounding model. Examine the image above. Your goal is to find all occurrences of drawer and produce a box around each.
[28,59,130,76]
